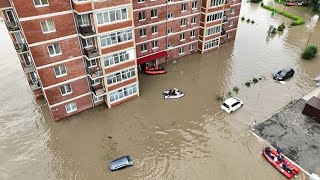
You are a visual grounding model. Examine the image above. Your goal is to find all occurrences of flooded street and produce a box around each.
[1,2,319,180]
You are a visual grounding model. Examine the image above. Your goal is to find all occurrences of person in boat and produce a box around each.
[277,148,283,154]
[282,161,294,173]
[265,147,275,159]
[277,155,284,164]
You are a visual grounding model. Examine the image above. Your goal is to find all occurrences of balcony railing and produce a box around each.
[91,86,106,96]
[29,80,41,90]
[14,43,28,53]
[79,25,95,36]
[84,48,99,59]
[6,21,20,32]
[23,64,35,73]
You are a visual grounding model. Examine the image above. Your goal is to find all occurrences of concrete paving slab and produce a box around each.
[253,99,320,174]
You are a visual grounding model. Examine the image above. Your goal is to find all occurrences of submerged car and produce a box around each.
[220,97,243,113]
[109,155,133,171]
[273,67,295,81]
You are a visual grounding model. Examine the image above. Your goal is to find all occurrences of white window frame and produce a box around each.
[86,59,97,68]
[191,16,196,24]
[151,9,158,19]
[60,84,73,96]
[192,1,197,9]
[151,25,158,34]
[152,40,158,49]
[138,0,145,3]
[181,3,187,12]
[168,13,173,19]
[190,44,194,51]
[229,20,233,27]
[179,47,185,55]
[231,7,236,14]
[140,28,146,37]
[54,65,67,78]
[210,0,225,7]
[65,102,77,114]
[167,43,173,49]
[93,96,103,103]
[180,19,186,27]
[190,30,195,38]
[204,38,220,50]
[96,8,128,26]
[168,29,173,34]
[139,11,146,21]
[103,49,133,67]
[47,44,62,57]
[34,0,49,8]
[92,78,101,85]
[100,29,133,47]
[206,11,223,22]
[40,19,56,34]
[106,67,136,85]
[109,83,138,103]
[180,33,185,41]
[77,14,89,26]
[82,38,93,48]
[141,43,147,52]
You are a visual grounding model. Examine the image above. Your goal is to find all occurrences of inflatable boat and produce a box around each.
[163,90,184,99]
[263,147,300,179]
[145,67,166,75]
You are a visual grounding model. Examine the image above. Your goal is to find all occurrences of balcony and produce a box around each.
[23,64,35,73]
[79,25,95,37]
[222,15,228,23]
[87,67,103,79]
[6,21,20,32]
[91,87,106,96]
[14,43,28,53]
[84,48,99,59]
[29,80,41,90]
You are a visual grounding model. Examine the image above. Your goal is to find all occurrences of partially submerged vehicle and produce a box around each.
[273,67,295,81]
[109,155,134,171]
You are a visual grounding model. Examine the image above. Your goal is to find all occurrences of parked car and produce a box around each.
[273,67,295,81]
[220,97,243,113]
[286,2,296,6]
[109,155,134,171]
[297,1,308,6]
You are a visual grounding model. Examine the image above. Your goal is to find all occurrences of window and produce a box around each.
[139,12,146,21]
[231,7,235,14]
[141,44,147,52]
[92,78,100,85]
[192,1,197,9]
[100,29,133,47]
[168,0,174,2]
[93,96,103,103]
[107,67,136,85]
[210,0,225,7]
[206,11,223,22]
[65,102,77,113]
[181,19,186,27]
[54,65,67,77]
[179,47,184,54]
[103,49,133,67]
[180,33,185,41]
[229,20,233,27]
[206,25,221,36]
[151,9,158,18]
[86,59,97,68]
[181,3,187,11]
[138,0,145,3]
[140,28,146,37]
[152,40,158,49]
[167,43,173,48]
[204,38,219,50]
[34,0,48,7]
[96,8,128,25]
[82,38,93,48]
[151,25,158,34]
[60,84,72,96]
[168,29,173,34]
[109,84,138,103]
[190,44,194,51]
[190,30,195,38]
[77,14,89,26]
[47,44,61,56]
[191,16,196,24]
[40,20,55,33]
[168,13,173,19]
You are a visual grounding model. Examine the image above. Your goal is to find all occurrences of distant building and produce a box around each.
[0,0,241,121]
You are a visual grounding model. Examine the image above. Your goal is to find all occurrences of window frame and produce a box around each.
[60,84,73,96]
[180,33,185,41]
[40,19,56,34]
[47,44,62,57]
[151,9,158,19]
[140,28,146,37]
[54,65,67,78]
[190,30,195,38]
[34,0,49,8]
[151,25,158,34]
[141,43,147,52]
[192,1,197,9]
[65,102,77,114]
[181,3,187,12]
[179,47,185,55]
[191,16,196,24]
[152,40,158,49]
[138,11,146,21]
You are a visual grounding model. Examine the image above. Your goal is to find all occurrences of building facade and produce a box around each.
[0,0,241,121]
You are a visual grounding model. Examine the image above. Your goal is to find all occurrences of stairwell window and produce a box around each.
[54,65,67,77]
[82,38,93,48]
[151,9,158,18]
[151,25,158,34]
[47,44,61,57]
[139,12,146,21]
[34,0,49,7]
[65,102,77,114]
[77,14,89,26]
[86,59,97,68]
[140,28,146,37]
[181,3,187,12]
[40,19,55,33]
[60,84,72,96]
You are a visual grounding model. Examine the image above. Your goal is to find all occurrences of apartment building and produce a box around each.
[0,0,240,121]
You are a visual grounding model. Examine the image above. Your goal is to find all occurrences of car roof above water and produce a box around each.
[110,156,130,169]
[224,97,239,105]
[280,67,293,72]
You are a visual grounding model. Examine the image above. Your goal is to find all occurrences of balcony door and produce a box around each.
[14,32,25,44]
[22,53,32,66]
[5,10,16,23]
[29,71,37,81]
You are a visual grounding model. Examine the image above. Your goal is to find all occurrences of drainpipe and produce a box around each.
[166,0,169,64]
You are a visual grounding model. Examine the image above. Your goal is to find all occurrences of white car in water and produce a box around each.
[220,97,243,113]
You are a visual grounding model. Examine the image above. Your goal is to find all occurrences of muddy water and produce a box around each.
[1,2,319,180]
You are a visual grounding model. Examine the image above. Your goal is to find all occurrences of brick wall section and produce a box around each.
[97,20,132,33]
[110,94,138,108]
[104,60,136,74]
[20,13,77,44]
[33,89,43,98]
[12,0,71,18]
[133,5,167,27]
[94,0,131,9]
[167,16,200,34]
[30,37,82,67]
[167,41,197,60]
[50,94,92,121]
[107,78,137,91]
[72,2,93,13]
[168,29,198,47]
[101,41,134,55]
[135,22,167,44]
[37,58,86,87]
[132,0,166,9]
[136,37,167,58]
[0,0,10,8]
[44,77,90,105]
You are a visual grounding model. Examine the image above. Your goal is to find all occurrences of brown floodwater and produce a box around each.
[0,2,319,180]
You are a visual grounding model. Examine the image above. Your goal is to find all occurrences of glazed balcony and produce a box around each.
[87,67,103,80]
[79,25,95,37]
[23,64,36,73]
[29,79,41,90]
[222,15,228,23]
[221,28,226,36]
[14,43,28,54]
[6,21,20,32]
[91,86,106,96]
[84,48,99,59]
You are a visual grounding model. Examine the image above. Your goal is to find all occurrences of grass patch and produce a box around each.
[215,95,224,101]
[262,5,305,26]
[227,91,233,97]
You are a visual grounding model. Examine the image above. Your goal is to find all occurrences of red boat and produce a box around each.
[145,67,166,75]
[263,147,300,179]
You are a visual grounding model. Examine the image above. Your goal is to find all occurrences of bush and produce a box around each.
[233,86,239,93]
[301,45,318,59]
[245,82,251,87]
[216,95,224,101]
[241,16,245,21]
[277,23,286,31]
[251,20,255,24]
[227,91,233,97]
[246,18,251,22]
[271,27,277,34]
[253,78,259,83]
[262,5,304,26]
